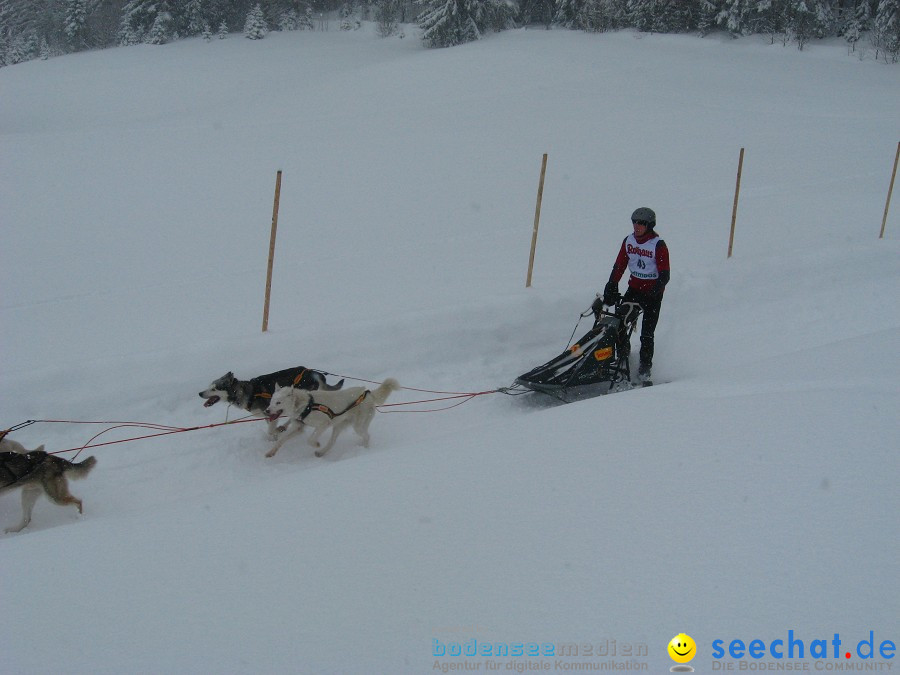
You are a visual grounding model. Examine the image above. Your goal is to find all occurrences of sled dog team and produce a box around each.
[2,365,398,533]
[3,207,667,532]
[197,366,399,458]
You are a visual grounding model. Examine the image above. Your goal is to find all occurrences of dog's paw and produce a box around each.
[314,450,326,458]
[265,449,278,458]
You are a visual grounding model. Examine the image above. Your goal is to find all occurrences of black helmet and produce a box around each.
[631,207,656,228]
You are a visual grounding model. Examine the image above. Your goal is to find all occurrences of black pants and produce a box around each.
[619,287,663,369]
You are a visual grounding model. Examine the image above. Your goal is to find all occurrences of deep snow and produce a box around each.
[1,25,898,674]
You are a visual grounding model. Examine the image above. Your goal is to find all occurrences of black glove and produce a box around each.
[603,281,619,306]
[591,295,605,315]
[648,271,669,298]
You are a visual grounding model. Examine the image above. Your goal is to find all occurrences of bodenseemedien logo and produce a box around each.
[669,633,697,672]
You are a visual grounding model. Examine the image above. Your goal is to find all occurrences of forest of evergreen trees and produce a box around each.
[1,0,898,67]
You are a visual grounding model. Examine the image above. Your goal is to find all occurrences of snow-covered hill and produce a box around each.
[1,26,898,674]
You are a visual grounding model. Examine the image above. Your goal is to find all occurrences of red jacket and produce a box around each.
[610,230,670,294]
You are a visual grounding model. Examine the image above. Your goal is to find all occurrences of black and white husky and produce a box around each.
[1,437,97,534]
[199,366,343,438]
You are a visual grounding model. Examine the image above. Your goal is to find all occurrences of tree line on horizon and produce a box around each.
[1,0,898,66]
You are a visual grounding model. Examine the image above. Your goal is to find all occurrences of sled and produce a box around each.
[513,300,643,403]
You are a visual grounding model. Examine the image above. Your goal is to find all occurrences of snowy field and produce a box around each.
[1,25,898,673]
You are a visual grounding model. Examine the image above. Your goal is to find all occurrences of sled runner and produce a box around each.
[513,299,643,403]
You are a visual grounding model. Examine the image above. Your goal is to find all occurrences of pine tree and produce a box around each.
[844,17,860,50]
[752,0,779,38]
[521,0,556,26]
[718,0,753,35]
[627,0,691,33]
[873,0,899,61]
[376,0,402,36]
[146,12,174,44]
[418,0,515,45]
[182,0,208,37]
[418,0,482,46]
[64,0,87,49]
[855,0,875,30]
[339,2,363,26]
[482,0,517,31]
[244,4,268,39]
[301,6,315,29]
[218,20,229,38]
[564,0,627,31]
[555,0,587,28]
[698,0,719,34]
[279,9,300,30]
[117,24,142,45]
[119,0,174,45]
[786,0,815,49]
[628,0,655,31]
[6,34,33,64]
[119,0,156,39]
[811,0,835,37]
[664,0,699,32]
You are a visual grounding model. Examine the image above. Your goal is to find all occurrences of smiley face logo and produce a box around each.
[668,634,696,664]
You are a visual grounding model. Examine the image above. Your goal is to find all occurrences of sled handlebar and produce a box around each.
[586,300,642,317]
[587,301,643,329]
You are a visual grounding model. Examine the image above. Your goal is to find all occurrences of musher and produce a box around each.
[592,207,670,383]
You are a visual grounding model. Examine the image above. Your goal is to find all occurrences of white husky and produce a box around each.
[264,378,400,458]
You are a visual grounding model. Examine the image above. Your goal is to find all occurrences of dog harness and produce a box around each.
[0,451,48,488]
[252,369,310,402]
[299,391,369,422]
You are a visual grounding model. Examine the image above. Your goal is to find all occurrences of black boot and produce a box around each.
[638,337,654,382]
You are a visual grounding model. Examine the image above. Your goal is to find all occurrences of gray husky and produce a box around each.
[1,438,97,533]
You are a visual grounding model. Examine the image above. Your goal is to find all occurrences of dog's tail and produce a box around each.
[322,378,345,391]
[65,455,98,480]
[369,378,400,405]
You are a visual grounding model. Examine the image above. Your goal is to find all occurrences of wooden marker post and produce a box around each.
[526,153,548,288]
[728,147,745,258]
[879,141,899,239]
[262,170,282,333]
